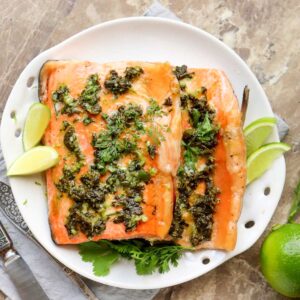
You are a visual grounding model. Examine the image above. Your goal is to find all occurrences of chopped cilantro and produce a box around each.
[79,240,185,276]
[79,74,101,115]
[104,67,143,96]
[52,85,79,115]
[147,141,157,159]
[146,99,163,117]
[173,65,194,81]
[149,167,157,176]
[79,242,119,276]
[124,66,144,81]
[83,116,93,126]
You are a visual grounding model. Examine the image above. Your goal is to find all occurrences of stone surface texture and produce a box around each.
[0,0,299,299]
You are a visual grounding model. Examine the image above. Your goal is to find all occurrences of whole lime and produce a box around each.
[260,224,300,298]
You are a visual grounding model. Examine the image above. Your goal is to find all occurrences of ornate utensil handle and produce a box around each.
[0,220,12,255]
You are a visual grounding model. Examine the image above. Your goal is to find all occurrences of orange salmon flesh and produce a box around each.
[39,61,246,251]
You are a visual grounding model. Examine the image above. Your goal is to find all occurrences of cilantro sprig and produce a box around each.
[79,240,186,276]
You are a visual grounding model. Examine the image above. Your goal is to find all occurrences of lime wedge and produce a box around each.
[23,103,51,151]
[7,146,59,176]
[244,117,277,157]
[247,142,290,184]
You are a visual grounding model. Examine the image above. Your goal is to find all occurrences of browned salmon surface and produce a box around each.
[39,61,246,250]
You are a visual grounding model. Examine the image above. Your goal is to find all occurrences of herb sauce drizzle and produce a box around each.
[169,66,220,246]
[54,66,170,237]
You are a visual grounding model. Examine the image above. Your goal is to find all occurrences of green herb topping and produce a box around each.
[146,99,164,118]
[92,104,143,173]
[52,85,80,115]
[169,85,220,246]
[59,99,163,236]
[52,73,101,117]
[83,116,93,126]
[79,74,101,115]
[173,65,194,81]
[63,123,84,161]
[104,66,143,96]
[147,141,157,159]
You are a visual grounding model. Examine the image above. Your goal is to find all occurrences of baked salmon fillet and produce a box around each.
[39,61,182,244]
[39,61,246,250]
[169,66,246,250]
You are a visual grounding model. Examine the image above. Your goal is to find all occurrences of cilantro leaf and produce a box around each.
[97,240,184,275]
[146,99,163,117]
[133,244,183,275]
[78,242,119,276]
[79,240,185,276]
[182,112,219,169]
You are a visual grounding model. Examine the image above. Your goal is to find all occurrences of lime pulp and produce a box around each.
[244,117,276,157]
[246,142,290,184]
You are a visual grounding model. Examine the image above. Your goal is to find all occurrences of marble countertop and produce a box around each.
[0,0,299,299]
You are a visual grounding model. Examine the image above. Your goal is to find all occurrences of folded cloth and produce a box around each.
[0,2,289,300]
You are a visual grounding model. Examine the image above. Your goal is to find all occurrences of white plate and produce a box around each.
[0,17,285,289]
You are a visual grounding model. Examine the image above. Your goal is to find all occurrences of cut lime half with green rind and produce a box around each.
[7,146,59,176]
[244,117,277,157]
[246,142,290,185]
[23,103,51,151]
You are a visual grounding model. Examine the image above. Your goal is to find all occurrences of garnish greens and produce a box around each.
[288,180,300,223]
[79,240,185,276]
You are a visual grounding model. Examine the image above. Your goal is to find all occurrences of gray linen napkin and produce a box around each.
[0,2,289,300]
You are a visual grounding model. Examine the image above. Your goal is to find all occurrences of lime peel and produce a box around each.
[260,224,300,298]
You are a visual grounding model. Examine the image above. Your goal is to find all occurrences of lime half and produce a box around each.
[260,224,300,298]
[246,142,290,184]
[23,103,51,151]
[244,117,277,157]
[7,146,59,176]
